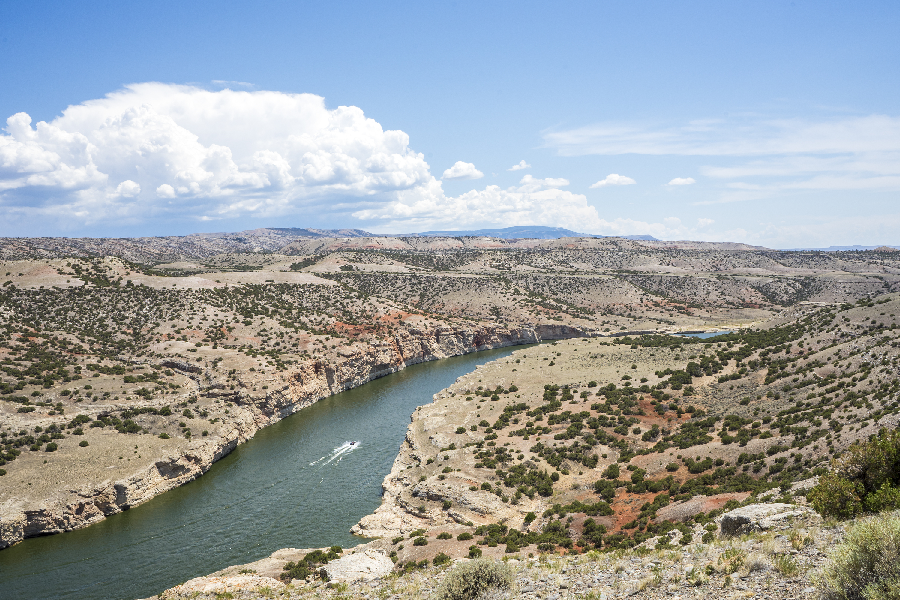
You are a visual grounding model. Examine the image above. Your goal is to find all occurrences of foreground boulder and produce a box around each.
[719,503,814,536]
[321,550,394,582]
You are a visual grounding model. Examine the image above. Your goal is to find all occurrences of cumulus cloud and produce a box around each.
[0,83,432,226]
[353,173,698,241]
[516,174,569,192]
[115,180,140,197]
[441,161,484,180]
[590,174,636,188]
[668,177,695,186]
[508,159,530,171]
[0,82,712,242]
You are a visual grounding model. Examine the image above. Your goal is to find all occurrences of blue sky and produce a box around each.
[1,1,898,247]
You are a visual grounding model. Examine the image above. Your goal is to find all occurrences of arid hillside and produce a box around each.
[0,233,898,549]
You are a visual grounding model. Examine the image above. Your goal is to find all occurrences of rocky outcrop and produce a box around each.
[0,322,586,549]
[719,503,816,536]
[156,574,284,597]
[321,549,394,582]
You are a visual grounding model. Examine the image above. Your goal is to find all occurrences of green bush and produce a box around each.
[457,532,473,541]
[280,547,342,582]
[602,464,620,479]
[413,536,427,546]
[437,532,452,540]
[45,442,58,452]
[435,558,512,600]
[79,440,89,447]
[0,469,6,476]
[816,512,900,600]
[433,552,451,566]
[809,429,900,519]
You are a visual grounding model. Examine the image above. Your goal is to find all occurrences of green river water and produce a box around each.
[0,346,521,600]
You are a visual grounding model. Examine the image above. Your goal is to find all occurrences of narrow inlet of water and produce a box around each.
[0,346,522,600]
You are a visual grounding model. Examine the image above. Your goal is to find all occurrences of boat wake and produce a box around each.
[309,441,360,466]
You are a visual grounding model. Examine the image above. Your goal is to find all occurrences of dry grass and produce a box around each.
[816,511,900,600]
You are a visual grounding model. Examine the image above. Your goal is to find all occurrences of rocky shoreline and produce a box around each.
[0,322,585,549]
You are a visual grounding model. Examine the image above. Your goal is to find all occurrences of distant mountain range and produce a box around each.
[255,225,658,241]
[784,245,900,251]
[409,226,658,241]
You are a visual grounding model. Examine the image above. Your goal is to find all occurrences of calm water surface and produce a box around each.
[0,347,521,600]
[676,331,733,339]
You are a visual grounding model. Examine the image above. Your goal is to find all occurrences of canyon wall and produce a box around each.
[0,322,586,549]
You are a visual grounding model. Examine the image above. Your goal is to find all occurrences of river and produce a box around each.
[0,346,522,600]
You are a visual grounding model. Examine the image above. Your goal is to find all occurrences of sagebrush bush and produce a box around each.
[435,559,513,600]
[809,429,900,519]
[816,512,900,600]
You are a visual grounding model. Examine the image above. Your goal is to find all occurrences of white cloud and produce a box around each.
[516,174,569,192]
[589,173,636,188]
[668,177,695,186]
[544,115,900,157]
[508,159,530,171]
[544,114,900,203]
[697,218,714,228]
[115,180,140,197]
[353,175,703,242]
[156,184,176,198]
[0,83,432,226]
[442,161,484,180]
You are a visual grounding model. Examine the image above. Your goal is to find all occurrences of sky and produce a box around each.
[0,1,898,248]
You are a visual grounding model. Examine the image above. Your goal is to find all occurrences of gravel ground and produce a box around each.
[156,514,843,600]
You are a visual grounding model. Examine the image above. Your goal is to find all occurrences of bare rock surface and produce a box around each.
[719,502,815,536]
[320,550,394,582]
[157,574,284,597]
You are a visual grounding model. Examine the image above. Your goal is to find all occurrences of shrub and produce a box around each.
[433,552,451,566]
[159,433,170,439]
[809,429,900,519]
[79,440,89,447]
[0,469,6,476]
[45,442,58,452]
[457,532,473,541]
[280,547,342,582]
[816,512,900,600]
[468,545,482,558]
[437,532,452,540]
[413,536,427,546]
[773,553,800,577]
[435,558,512,600]
[602,464,620,479]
